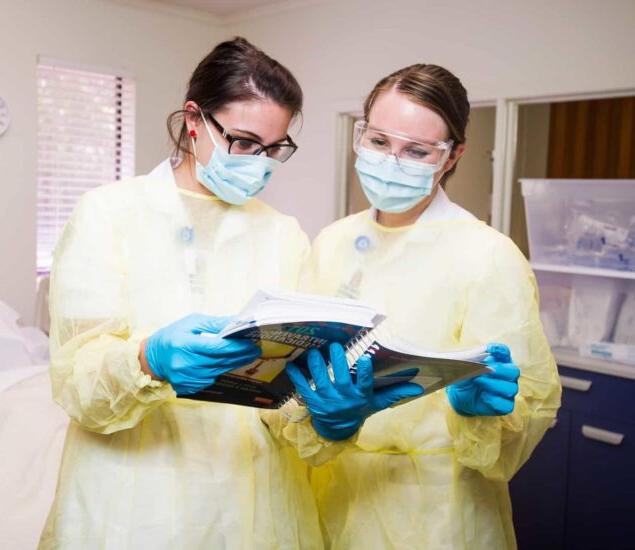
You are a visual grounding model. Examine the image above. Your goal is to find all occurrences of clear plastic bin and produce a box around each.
[521,179,635,271]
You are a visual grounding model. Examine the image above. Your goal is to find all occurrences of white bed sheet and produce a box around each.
[0,366,68,550]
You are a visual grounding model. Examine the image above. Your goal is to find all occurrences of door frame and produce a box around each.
[494,87,635,235]
[333,101,362,219]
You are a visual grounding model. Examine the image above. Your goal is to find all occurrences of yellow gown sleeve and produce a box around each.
[260,401,357,466]
[447,234,562,481]
[48,191,174,435]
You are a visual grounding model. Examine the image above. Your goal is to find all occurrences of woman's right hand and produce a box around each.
[139,314,261,395]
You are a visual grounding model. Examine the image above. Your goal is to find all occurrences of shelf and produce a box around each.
[531,262,635,280]
[553,348,635,380]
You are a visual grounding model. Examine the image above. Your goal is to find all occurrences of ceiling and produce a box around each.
[152,0,291,17]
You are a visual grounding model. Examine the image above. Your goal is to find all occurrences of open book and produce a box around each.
[183,289,490,409]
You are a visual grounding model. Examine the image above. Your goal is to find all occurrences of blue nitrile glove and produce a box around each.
[286,343,424,441]
[446,343,520,416]
[144,313,261,395]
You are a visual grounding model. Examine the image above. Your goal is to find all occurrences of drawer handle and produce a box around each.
[560,375,592,392]
[581,425,624,446]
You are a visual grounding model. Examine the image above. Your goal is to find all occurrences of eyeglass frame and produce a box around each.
[206,112,298,162]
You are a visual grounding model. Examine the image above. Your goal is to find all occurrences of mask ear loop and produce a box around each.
[199,111,220,148]
[189,111,221,161]
[432,143,457,191]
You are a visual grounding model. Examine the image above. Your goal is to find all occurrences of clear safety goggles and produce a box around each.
[353,120,453,175]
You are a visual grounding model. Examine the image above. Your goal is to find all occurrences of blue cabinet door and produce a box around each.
[510,408,570,550]
[566,412,635,550]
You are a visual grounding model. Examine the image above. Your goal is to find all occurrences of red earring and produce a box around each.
[189,129,198,138]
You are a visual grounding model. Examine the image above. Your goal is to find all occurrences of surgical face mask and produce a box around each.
[194,115,280,206]
[355,147,438,213]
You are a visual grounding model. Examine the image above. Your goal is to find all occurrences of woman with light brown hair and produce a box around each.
[270,64,561,549]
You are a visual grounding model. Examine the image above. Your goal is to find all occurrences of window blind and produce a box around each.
[36,62,135,273]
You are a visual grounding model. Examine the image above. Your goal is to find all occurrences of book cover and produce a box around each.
[185,320,365,408]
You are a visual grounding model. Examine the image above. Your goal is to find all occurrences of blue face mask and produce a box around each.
[194,115,280,206]
[355,147,437,213]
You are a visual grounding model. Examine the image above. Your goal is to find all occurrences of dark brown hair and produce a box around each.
[168,37,303,158]
[363,64,470,186]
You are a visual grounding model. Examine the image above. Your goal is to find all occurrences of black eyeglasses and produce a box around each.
[207,114,298,163]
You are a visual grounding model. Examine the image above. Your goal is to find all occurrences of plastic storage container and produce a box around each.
[522,179,635,368]
[521,179,635,271]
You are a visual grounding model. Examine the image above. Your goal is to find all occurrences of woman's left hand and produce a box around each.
[286,343,424,441]
[446,343,520,417]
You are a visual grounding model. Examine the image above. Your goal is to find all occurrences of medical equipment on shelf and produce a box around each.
[566,278,623,348]
[567,212,635,272]
[613,292,635,345]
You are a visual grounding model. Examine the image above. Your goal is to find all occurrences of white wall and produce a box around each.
[0,0,222,322]
[228,0,635,237]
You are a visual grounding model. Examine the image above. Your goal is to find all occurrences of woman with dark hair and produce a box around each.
[39,38,322,549]
[267,64,561,549]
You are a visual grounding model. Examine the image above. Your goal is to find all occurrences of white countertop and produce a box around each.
[554,348,635,380]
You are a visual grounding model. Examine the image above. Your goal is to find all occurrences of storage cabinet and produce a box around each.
[509,409,570,548]
[510,366,635,550]
[566,412,635,550]
[513,177,635,548]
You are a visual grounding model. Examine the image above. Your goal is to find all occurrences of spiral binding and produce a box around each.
[345,328,381,374]
[278,326,384,421]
